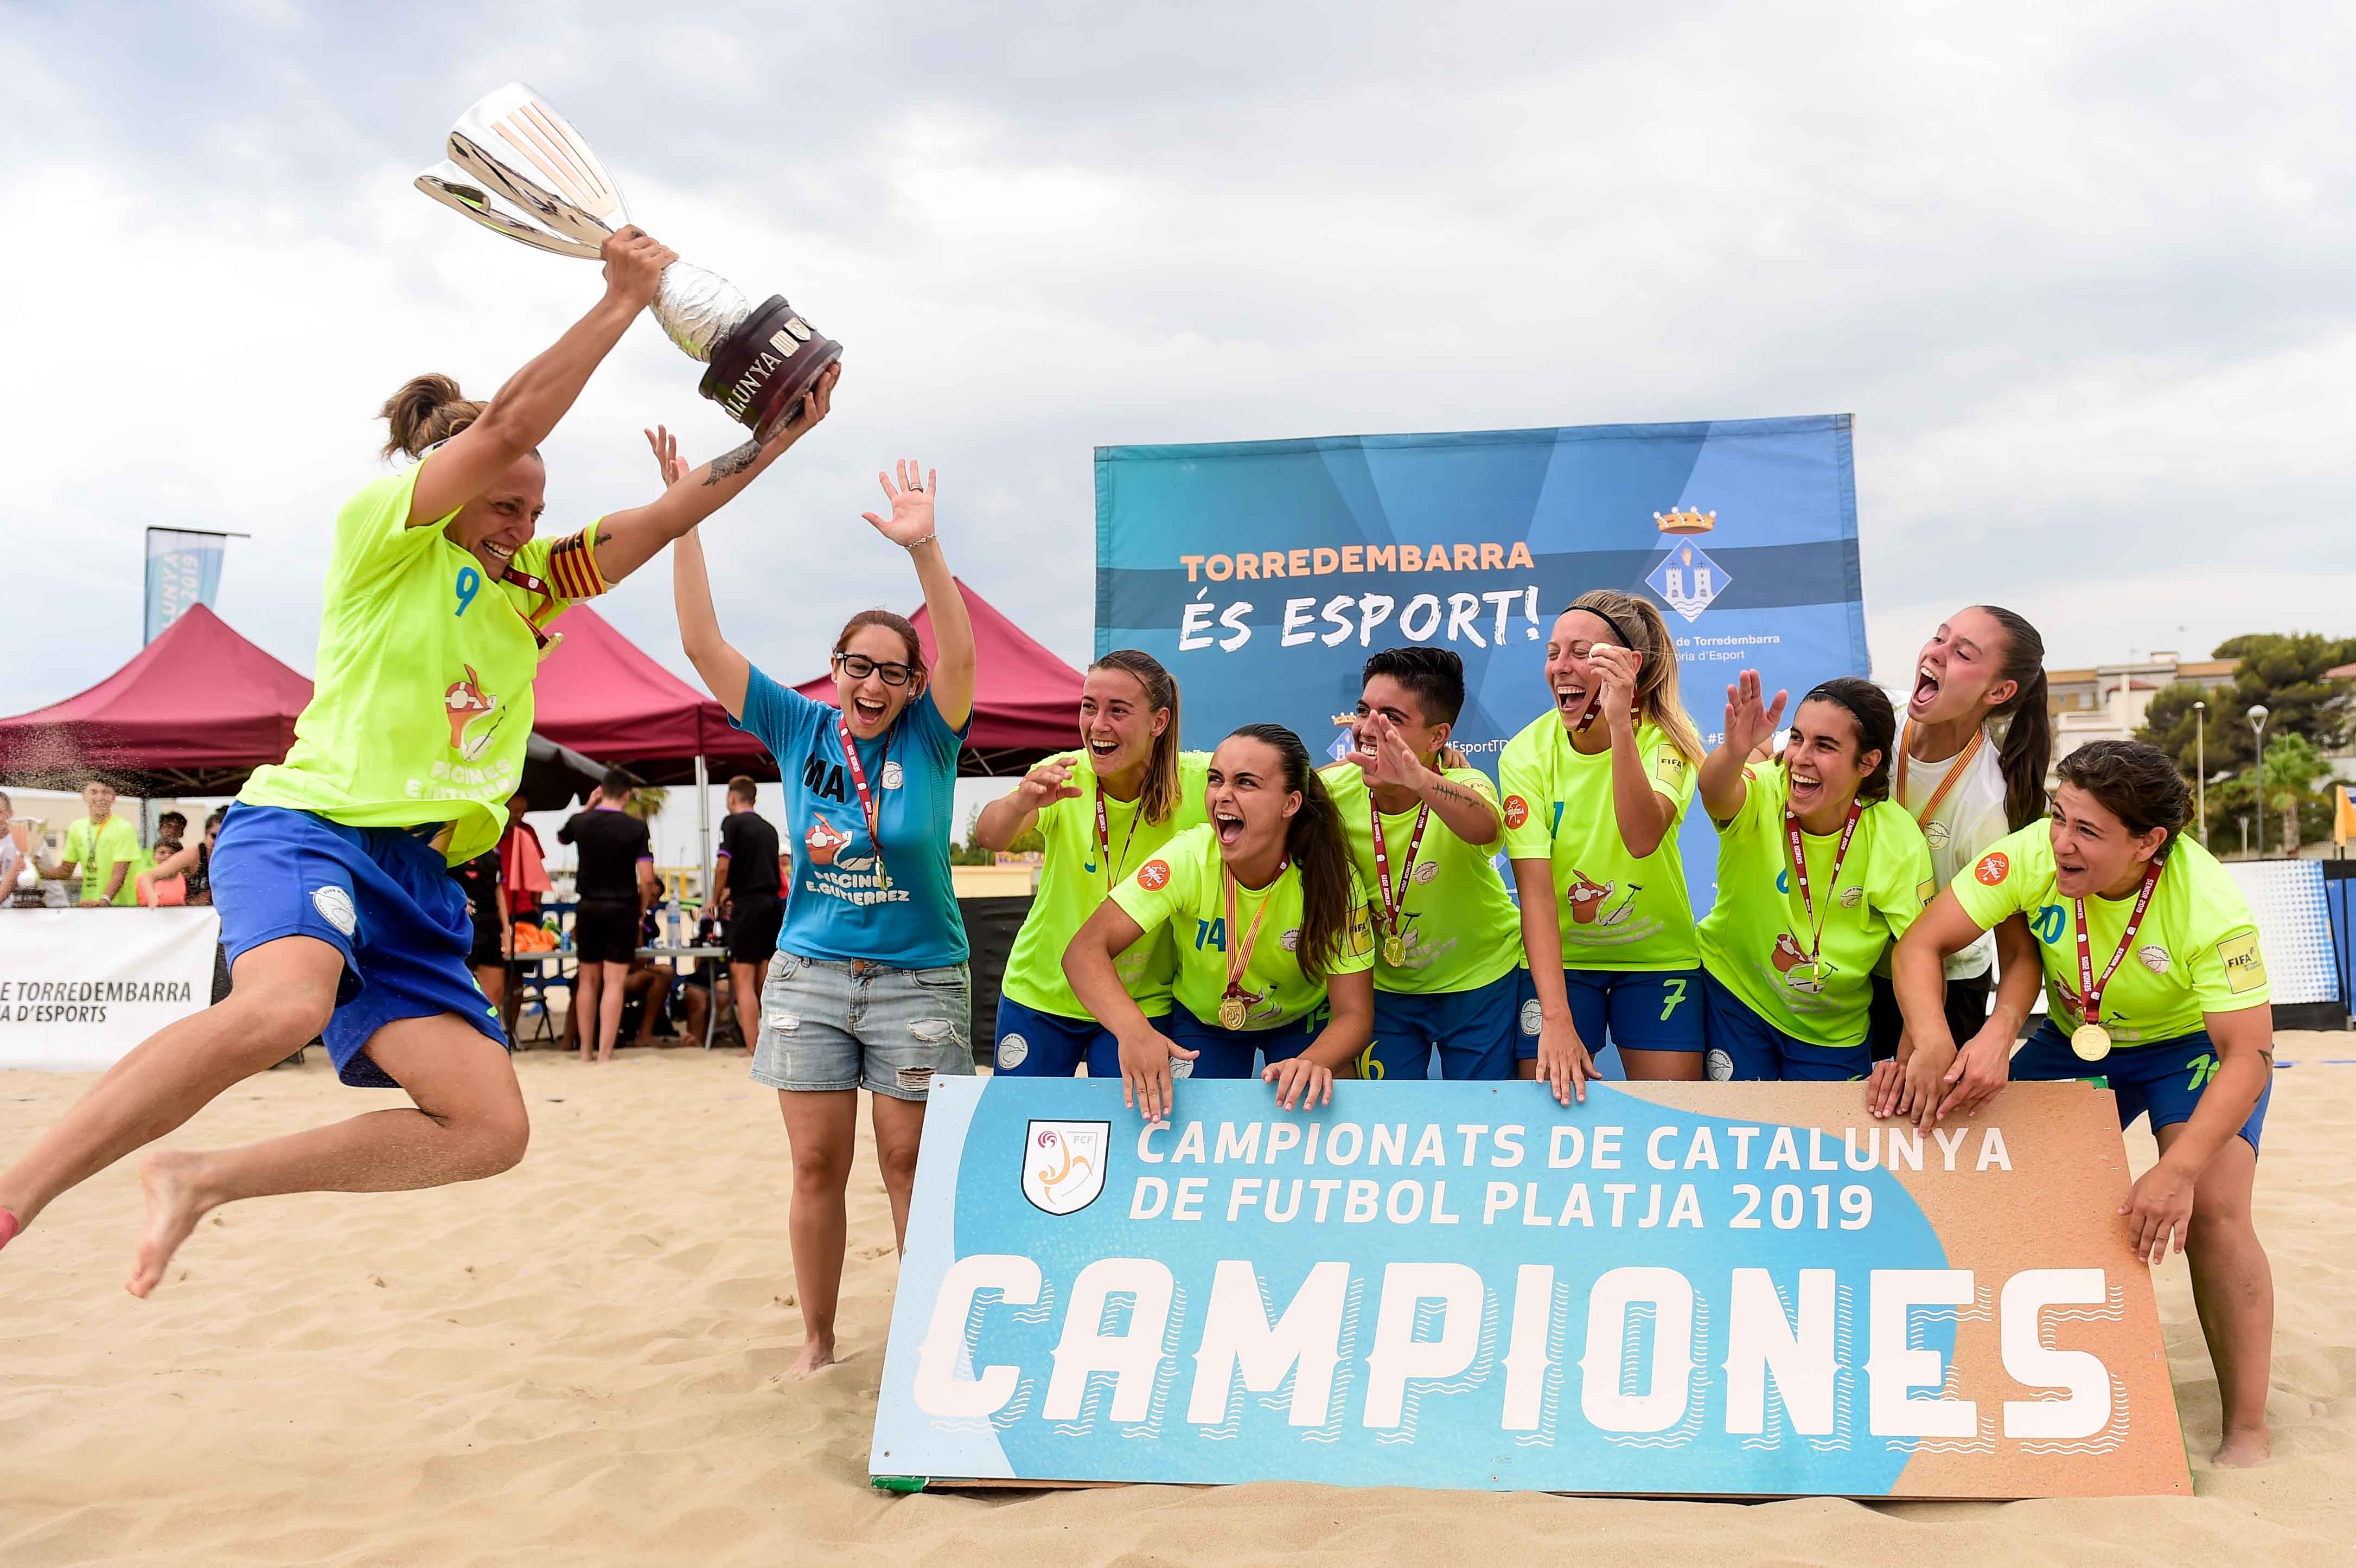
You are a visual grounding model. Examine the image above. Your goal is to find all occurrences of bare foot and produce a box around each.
[129,1150,216,1297]
[2214,1426,2271,1468]
[788,1338,840,1380]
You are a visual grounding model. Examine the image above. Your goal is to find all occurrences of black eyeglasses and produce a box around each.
[835,652,916,686]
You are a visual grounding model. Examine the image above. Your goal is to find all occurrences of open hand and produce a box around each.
[1723,670,1789,760]
[644,424,690,487]
[1018,759,1083,811]
[1349,713,1431,793]
[861,458,937,549]
[1264,1054,1334,1112]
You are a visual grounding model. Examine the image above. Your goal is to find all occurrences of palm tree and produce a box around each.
[621,785,667,823]
[2257,732,2331,854]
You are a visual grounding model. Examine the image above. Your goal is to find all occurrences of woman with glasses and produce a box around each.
[672,457,975,1383]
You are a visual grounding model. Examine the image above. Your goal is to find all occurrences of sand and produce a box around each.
[3,1035,2352,1567]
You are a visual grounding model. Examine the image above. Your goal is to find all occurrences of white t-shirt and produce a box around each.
[1886,706,2014,981]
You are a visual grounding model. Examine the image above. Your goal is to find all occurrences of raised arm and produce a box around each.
[592,363,840,585]
[1350,716,1501,846]
[409,229,673,527]
[863,462,973,730]
[672,526,751,719]
[1588,645,1673,856]
[1700,669,1786,826]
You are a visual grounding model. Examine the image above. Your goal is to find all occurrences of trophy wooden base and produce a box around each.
[698,294,843,443]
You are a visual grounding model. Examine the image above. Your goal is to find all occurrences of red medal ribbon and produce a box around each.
[1896,723,1986,828]
[1095,781,1142,889]
[2072,854,2166,1029]
[1369,796,1431,946]
[1221,860,1286,1002]
[1783,798,1863,971]
[837,714,890,892]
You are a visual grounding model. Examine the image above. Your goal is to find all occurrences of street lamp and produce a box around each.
[2193,700,2206,845]
[2248,704,2270,857]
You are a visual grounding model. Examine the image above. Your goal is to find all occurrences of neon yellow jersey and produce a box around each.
[1319,761,1521,995]
[1498,711,1699,970]
[242,457,606,864]
[1696,763,1935,1048]
[60,816,143,905]
[1109,823,1375,1028]
[999,750,1211,1019]
[1951,823,2268,1045]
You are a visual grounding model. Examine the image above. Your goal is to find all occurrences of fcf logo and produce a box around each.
[1021,1121,1109,1215]
[1136,859,1172,891]
[1975,852,2009,886]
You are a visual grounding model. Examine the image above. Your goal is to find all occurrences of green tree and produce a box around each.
[621,786,666,822]
[2136,632,2356,848]
[949,804,1043,866]
[2258,731,2334,855]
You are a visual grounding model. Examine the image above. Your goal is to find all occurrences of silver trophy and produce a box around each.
[416,82,840,441]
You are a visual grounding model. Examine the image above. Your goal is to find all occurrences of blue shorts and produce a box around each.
[212,803,505,1091]
[2011,1021,2271,1154]
[1515,965,1706,1059]
[1698,968,1868,1083]
[1364,970,1524,1080]
[1165,1006,1320,1079]
[990,995,1170,1078]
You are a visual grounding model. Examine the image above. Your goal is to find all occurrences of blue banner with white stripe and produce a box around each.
[1094,416,1868,906]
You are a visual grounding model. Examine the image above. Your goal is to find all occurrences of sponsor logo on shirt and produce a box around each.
[443,663,503,761]
[1916,878,1937,907]
[1136,859,1171,891]
[1974,851,2009,886]
[803,818,851,866]
[1502,794,1530,830]
[2217,931,2267,994]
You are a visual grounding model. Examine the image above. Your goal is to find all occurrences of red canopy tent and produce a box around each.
[529,604,766,789]
[0,603,605,805]
[791,577,1082,775]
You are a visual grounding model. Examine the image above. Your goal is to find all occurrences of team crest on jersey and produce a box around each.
[880,761,905,790]
[1923,820,1951,849]
[996,1033,1029,1071]
[1413,860,1439,884]
[1770,931,1831,994]
[2138,944,2170,975]
[1839,886,1863,908]
[1021,1121,1108,1215]
[443,664,503,761]
[1519,998,1544,1036]
[1280,927,1301,952]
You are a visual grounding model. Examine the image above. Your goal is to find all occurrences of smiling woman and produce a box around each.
[0,227,834,1294]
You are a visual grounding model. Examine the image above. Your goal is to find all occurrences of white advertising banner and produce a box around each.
[0,909,220,1070]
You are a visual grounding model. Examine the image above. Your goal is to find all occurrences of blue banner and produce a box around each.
[144,528,226,643]
[1094,417,1868,905]
[871,1078,2189,1499]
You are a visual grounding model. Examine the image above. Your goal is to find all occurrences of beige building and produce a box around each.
[2046,652,2239,760]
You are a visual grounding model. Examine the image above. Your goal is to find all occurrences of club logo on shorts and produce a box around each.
[996,1033,1029,1071]
[1519,999,1543,1036]
[1022,1121,1108,1215]
[880,760,905,790]
[1975,852,2009,886]
[1503,795,1530,830]
[311,885,357,936]
[1706,1048,1734,1081]
[1136,859,1171,891]
[1170,1057,1194,1080]
[2138,944,2170,975]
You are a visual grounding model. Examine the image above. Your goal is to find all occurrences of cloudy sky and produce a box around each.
[6,2,2351,852]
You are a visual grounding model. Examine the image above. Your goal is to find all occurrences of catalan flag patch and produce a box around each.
[546,524,608,601]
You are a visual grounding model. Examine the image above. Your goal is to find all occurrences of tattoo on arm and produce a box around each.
[595,527,611,546]
[701,439,762,486]
[1428,781,1481,810]
[2257,1047,2275,1066]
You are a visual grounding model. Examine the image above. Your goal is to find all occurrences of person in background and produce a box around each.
[978,649,1205,1078]
[1888,740,2277,1467]
[1320,647,1522,1081]
[673,455,975,1382]
[449,843,509,1024]
[154,812,187,856]
[1067,724,1376,1120]
[497,792,549,1040]
[1502,591,1709,1103]
[1,791,34,908]
[1695,674,1933,1081]
[36,779,143,907]
[137,812,188,905]
[559,769,659,1064]
[143,810,222,908]
[710,775,784,1054]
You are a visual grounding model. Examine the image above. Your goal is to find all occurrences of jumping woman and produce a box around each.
[672,457,974,1381]
[1501,590,1708,1103]
[976,651,1207,1078]
[1694,674,1933,1080]
[1065,724,1374,1122]
[0,230,836,1292]
[1866,604,2053,1122]
[1888,740,2276,1467]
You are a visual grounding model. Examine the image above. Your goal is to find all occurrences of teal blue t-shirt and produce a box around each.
[735,664,969,968]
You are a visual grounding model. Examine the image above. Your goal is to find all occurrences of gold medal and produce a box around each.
[1217,994,1249,1031]
[1382,932,1407,968]
[2070,1022,2112,1063]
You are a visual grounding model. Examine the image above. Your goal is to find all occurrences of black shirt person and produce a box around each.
[559,769,658,1063]
[712,775,784,1053]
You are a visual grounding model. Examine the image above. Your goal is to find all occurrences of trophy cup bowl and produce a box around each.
[414,82,841,443]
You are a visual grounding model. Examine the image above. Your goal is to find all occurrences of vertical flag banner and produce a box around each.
[144,528,228,643]
[871,1077,2192,1500]
[1095,417,1868,907]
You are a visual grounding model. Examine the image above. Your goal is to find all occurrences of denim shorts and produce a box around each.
[750,950,974,1100]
